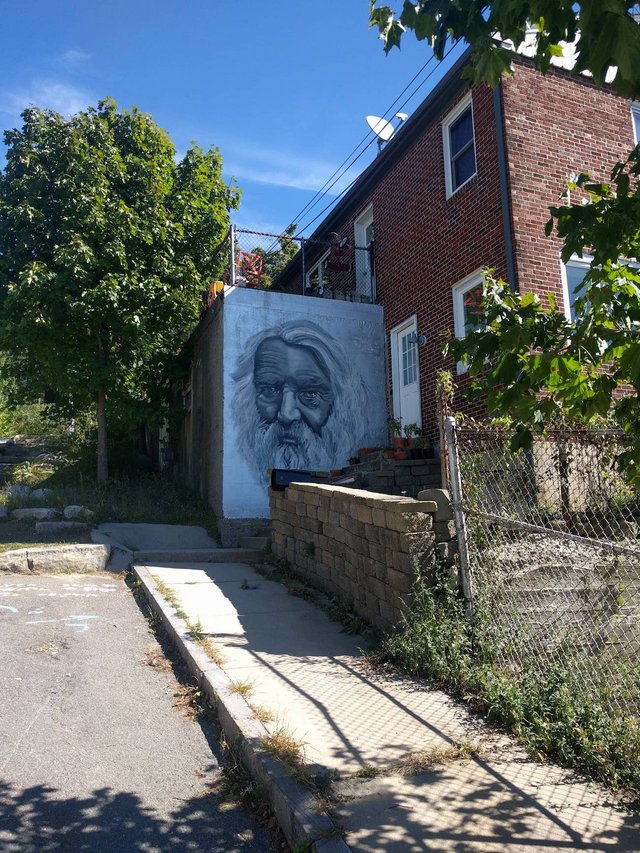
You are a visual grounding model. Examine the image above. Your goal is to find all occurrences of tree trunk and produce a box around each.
[97,388,108,483]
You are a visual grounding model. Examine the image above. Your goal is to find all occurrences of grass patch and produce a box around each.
[228,678,255,699]
[250,704,276,725]
[261,726,309,783]
[0,403,62,438]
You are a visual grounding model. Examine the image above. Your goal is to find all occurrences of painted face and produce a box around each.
[253,338,334,433]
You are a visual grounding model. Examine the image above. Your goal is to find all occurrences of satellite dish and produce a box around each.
[366,112,410,152]
[366,115,395,141]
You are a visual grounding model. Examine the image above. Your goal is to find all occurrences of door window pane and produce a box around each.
[402,335,418,387]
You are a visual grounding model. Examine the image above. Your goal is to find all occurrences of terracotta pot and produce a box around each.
[392,436,408,449]
[393,450,407,460]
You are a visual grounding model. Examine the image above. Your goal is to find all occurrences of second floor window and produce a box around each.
[443,94,477,198]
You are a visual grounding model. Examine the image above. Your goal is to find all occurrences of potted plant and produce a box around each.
[388,417,406,449]
[403,423,420,446]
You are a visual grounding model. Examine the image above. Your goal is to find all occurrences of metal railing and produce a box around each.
[202,226,376,309]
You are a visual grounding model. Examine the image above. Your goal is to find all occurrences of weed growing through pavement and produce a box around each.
[228,679,255,699]
[250,704,276,725]
[347,741,483,781]
[150,578,226,666]
[261,726,312,785]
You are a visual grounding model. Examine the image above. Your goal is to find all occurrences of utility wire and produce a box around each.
[295,40,460,237]
[263,46,449,252]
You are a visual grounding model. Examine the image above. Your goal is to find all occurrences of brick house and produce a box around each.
[275,47,639,439]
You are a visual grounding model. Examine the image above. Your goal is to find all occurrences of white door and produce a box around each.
[390,317,422,430]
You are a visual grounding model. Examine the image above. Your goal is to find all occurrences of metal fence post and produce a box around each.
[229,224,236,287]
[445,416,474,618]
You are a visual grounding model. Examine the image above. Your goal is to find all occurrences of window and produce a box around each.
[443,94,477,198]
[633,102,640,144]
[354,206,375,299]
[306,249,331,293]
[401,332,418,387]
[452,269,485,373]
[561,255,591,321]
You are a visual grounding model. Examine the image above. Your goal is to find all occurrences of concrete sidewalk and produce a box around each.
[134,557,640,852]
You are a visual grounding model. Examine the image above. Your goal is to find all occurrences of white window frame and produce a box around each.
[442,93,477,199]
[305,248,331,293]
[354,205,375,299]
[452,268,485,374]
[632,102,640,144]
[560,254,593,321]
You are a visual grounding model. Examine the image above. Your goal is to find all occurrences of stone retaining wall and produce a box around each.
[269,483,456,629]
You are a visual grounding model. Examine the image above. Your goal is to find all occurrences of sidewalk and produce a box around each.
[133,553,640,852]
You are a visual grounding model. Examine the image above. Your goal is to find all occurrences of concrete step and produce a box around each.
[238,536,270,550]
[133,548,267,564]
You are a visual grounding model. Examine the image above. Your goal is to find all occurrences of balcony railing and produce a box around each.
[202,226,376,311]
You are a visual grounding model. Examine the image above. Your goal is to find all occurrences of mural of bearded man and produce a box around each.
[231,320,371,485]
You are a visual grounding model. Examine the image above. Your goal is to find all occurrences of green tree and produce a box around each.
[0,99,240,481]
[446,158,640,477]
[370,2,640,478]
[369,1,640,97]
[249,223,299,288]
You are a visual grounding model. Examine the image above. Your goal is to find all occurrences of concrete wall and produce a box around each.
[173,301,225,518]
[270,483,456,630]
[223,287,387,520]
[174,287,387,538]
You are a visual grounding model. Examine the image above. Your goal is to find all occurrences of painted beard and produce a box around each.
[253,419,333,478]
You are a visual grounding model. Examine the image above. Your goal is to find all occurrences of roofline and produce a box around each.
[276,46,473,282]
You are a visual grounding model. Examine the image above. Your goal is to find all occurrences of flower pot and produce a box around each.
[392,436,408,449]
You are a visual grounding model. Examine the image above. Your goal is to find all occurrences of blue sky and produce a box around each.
[0,1,463,238]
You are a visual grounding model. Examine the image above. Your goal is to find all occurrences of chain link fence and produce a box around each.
[202,227,376,309]
[446,419,640,719]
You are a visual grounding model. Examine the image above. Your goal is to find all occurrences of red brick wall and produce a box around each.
[295,83,508,435]
[282,62,635,439]
[374,83,507,432]
[502,58,634,307]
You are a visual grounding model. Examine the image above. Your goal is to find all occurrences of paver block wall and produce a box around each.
[269,483,456,630]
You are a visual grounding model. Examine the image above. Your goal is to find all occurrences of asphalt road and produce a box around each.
[0,574,274,852]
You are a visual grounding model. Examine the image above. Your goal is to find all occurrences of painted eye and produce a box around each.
[258,385,281,401]
[298,390,321,405]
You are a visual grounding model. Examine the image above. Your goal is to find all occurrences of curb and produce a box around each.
[0,543,117,574]
[133,563,350,852]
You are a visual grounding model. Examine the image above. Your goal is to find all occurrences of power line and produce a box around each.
[295,40,460,237]
[263,46,450,253]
